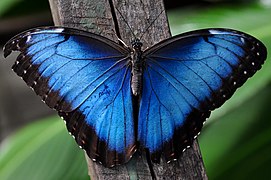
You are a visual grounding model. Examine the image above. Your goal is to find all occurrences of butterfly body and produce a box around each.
[3,27,267,167]
[131,38,144,96]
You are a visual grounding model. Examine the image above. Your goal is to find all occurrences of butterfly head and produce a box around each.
[131,38,143,51]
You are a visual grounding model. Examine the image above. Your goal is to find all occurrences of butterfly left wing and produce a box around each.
[3,27,136,167]
[138,28,267,162]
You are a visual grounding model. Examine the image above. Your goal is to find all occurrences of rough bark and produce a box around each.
[48,0,208,179]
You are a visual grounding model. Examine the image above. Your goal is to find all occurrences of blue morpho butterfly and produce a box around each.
[3,25,267,167]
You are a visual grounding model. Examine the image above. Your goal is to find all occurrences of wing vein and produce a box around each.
[56,53,126,61]
[60,56,130,107]
[145,67,175,120]
[146,57,201,108]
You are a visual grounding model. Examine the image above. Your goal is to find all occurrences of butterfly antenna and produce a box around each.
[108,0,122,40]
[139,9,165,41]
[118,36,130,49]
[115,7,137,40]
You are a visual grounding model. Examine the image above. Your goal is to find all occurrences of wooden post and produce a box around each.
[48,0,208,179]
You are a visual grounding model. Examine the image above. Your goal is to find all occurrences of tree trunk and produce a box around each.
[48,0,208,179]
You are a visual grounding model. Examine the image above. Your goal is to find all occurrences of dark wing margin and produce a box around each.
[3,27,136,167]
[139,28,267,163]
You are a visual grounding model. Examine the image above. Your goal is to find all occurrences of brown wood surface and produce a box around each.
[48,0,208,179]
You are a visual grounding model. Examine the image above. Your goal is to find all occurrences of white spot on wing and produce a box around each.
[208,30,220,35]
[26,36,31,43]
[240,37,245,44]
[208,29,233,35]
[32,28,65,35]
[53,28,65,33]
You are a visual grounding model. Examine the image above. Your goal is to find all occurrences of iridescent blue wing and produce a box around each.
[139,28,267,162]
[4,27,136,167]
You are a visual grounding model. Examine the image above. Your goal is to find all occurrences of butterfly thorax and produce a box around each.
[131,39,143,96]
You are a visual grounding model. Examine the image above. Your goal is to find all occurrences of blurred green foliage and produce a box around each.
[0,0,20,17]
[0,118,88,180]
[0,0,50,17]
[0,1,270,180]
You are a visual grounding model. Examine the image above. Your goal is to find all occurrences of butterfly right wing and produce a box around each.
[4,27,136,167]
[138,28,267,162]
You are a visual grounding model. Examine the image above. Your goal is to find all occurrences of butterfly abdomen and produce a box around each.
[131,39,144,96]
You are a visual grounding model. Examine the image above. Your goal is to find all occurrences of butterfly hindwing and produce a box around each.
[139,28,267,162]
[4,27,136,167]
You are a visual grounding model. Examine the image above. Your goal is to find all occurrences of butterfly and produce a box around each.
[3,27,267,167]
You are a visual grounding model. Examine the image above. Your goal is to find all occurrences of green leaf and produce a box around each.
[0,117,88,180]
[0,0,50,18]
[0,0,20,17]
[200,83,271,179]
